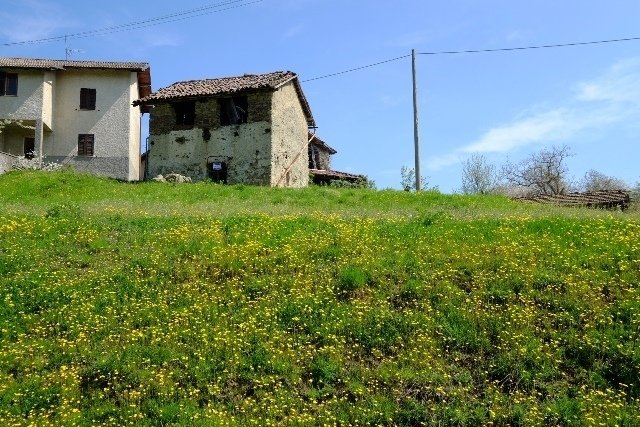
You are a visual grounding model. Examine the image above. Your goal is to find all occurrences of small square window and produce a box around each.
[80,88,96,110]
[173,101,195,126]
[0,72,18,96]
[78,134,94,156]
[220,96,248,126]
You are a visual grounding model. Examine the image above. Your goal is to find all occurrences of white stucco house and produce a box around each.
[0,58,151,180]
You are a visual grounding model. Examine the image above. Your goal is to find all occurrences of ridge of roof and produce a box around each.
[0,57,149,71]
[135,71,296,103]
[136,71,315,127]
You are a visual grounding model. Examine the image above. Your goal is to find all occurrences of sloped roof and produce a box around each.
[135,71,315,127]
[309,132,337,154]
[0,57,149,71]
[514,190,631,210]
[310,169,366,182]
[0,57,152,102]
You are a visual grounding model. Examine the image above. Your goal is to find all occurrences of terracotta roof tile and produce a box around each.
[310,169,366,182]
[514,190,631,210]
[136,71,296,102]
[0,57,149,71]
[137,71,315,127]
[309,132,337,154]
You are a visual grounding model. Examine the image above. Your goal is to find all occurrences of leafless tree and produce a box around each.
[502,145,572,196]
[632,181,640,203]
[580,169,628,192]
[400,166,429,191]
[460,153,500,194]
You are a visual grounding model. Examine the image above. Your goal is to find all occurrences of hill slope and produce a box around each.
[0,171,639,425]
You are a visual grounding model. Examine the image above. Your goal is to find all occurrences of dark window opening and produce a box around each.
[173,101,195,126]
[309,145,319,169]
[80,88,96,110]
[0,72,18,96]
[24,137,35,159]
[219,96,248,126]
[78,134,95,156]
[208,161,228,183]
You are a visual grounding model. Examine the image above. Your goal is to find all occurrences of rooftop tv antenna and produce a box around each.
[64,35,85,60]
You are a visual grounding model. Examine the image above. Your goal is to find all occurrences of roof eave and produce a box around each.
[291,77,316,128]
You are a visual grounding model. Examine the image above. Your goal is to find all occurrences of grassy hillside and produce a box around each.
[0,170,639,426]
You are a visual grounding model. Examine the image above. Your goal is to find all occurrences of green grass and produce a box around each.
[0,170,639,426]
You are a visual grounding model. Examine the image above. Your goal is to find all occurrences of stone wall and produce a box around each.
[269,82,309,187]
[317,150,331,170]
[0,152,16,173]
[147,86,310,187]
[47,156,129,180]
[147,91,275,184]
[309,144,332,170]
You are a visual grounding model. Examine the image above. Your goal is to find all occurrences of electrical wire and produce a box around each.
[418,36,640,55]
[1,0,262,47]
[301,55,411,82]
[301,36,640,83]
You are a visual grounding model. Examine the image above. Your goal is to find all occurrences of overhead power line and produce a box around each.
[1,0,262,47]
[418,36,640,55]
[301,55,411,82]
[302,36,640,83]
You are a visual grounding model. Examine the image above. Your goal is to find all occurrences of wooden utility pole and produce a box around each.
[412,49,421,191]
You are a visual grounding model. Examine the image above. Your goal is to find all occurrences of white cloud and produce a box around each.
[575,58,640,103]
[461,109,574,153]
[427,57,640,171]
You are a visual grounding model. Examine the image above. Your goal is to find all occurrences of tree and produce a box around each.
[0,119,34,135]
[631,180,640,202]
[400,166,429,191]
[460,153,500,194]
[502,145,572,196]
[580,169,628,192]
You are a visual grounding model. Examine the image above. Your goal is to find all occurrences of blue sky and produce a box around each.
[2,0,639,191]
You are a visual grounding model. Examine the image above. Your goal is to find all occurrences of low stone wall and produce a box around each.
[0,152,17,174]
[47,156,129,181]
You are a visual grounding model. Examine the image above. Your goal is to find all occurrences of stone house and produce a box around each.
[308,132,336,171]
[308,132,366,185]
[0,58,151,180]
[134,71,315,187]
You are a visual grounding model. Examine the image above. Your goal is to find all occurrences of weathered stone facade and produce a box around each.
[147,81,310,187]
[309,143,332,170]
[0,152,16,173]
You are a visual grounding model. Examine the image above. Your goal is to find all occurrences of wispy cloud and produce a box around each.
[138,32,182,49]
[283,25,304,39]
[505,29,530,43]
[427,57,640,170]
[0,0,74,43]
[575,58,640,103]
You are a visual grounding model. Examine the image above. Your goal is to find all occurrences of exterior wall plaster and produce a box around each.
[0,67,143,181]
[0,69,44,123]
[147,82,311,187]
[48,69,141,180]
[269,81,309,187]
[148,91,275,184]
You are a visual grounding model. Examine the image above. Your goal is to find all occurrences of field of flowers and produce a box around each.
[0,171,639,426]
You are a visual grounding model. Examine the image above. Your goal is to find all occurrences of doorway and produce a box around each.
[24,137,35,159]
[208,161,228,183]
